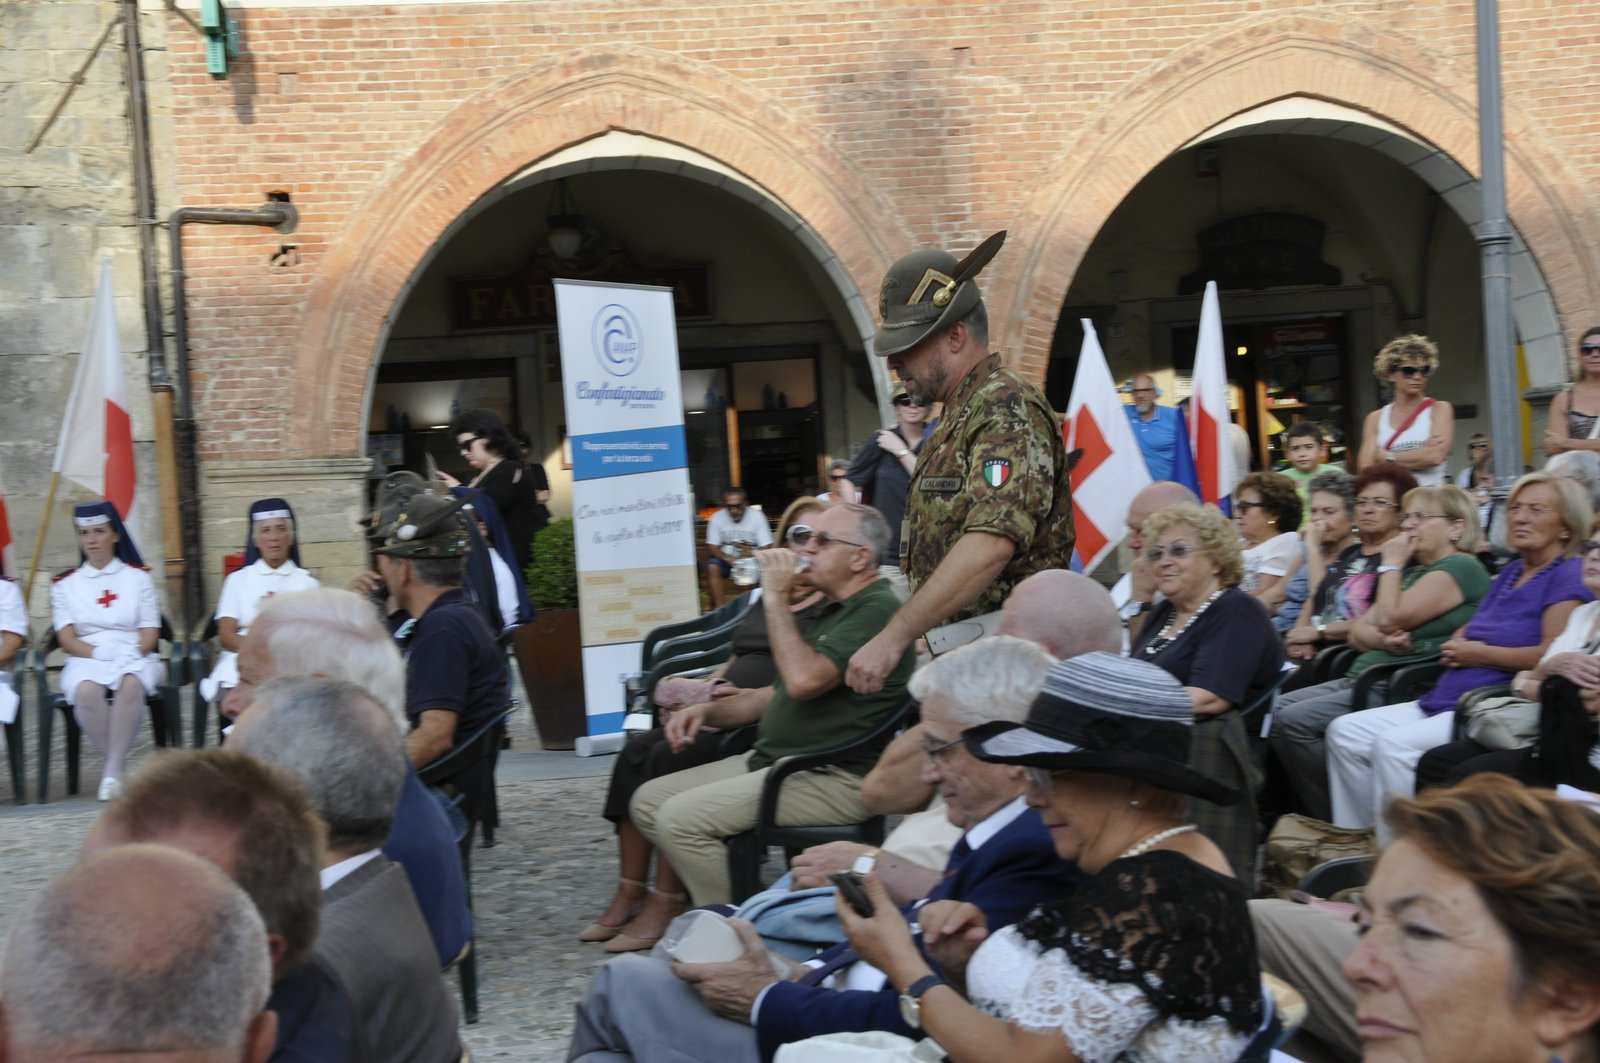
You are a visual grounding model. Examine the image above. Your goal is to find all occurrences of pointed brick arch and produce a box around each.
[993,14,1599,385]
[285,46,908,457]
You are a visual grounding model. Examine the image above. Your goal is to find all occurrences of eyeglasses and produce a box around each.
[1400,511,1449,525]
[1144,540,1200,563]
[893,395,923,407]
[1395,365,1432,378]
[786,525,867,550]
[920,734,963,765]
[456,437,481,453]
[1581,344,1600,355]
[1024,767,1068,793]
[1234,500,1267,512]
[829,474,847,482]
[1468,441,1489,450]
[1507,502,1553,518]
[1579,540,1600,559]
[1354,497,1399,510]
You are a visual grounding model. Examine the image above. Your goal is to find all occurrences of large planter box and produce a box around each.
[512,609,585,750]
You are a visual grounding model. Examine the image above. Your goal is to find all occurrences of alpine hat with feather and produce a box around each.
[872,231,1007,358]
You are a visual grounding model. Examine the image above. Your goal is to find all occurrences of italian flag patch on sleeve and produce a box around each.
[983,459,1012,488]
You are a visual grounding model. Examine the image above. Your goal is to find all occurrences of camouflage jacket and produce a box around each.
[902,353,1075,620]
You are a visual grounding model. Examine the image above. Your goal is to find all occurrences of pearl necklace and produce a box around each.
[1117,823,1197,861]
[1141,587,1224,656]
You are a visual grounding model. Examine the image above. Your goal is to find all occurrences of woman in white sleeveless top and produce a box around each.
[1357,334,1454,485]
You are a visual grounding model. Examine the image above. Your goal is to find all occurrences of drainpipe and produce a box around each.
[1476,0,1519,488]
[168,197,299,631]
[121,0,193,635]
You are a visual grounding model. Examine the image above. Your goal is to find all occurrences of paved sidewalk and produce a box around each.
[0,703,636,1062]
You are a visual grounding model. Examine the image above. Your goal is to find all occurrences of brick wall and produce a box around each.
[70,0,1600,465]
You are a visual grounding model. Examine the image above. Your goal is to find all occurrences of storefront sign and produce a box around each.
[554,280,701,736]
[451,256,710,332]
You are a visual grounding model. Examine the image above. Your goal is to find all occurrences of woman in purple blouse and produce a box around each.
[1325,471,1593,835]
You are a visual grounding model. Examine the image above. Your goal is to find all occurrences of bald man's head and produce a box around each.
[1126,481,1198,552]
[1,844,276,1063]
[995,570,1121,659]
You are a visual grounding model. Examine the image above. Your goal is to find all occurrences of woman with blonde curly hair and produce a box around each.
[1128,502,1284,884]
[1347,773,1600,1063]
[1356,334,1454,485]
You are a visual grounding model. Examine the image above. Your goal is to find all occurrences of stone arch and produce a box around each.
[286,46,910,458]
[993,14,1599,386]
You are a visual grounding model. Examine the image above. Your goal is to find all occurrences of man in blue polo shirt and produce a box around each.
[1123,373,1183,481]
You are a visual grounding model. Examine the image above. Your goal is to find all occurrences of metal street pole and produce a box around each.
[1477,0,1521,487]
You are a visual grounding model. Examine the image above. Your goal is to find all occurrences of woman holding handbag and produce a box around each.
[1417,513,1600,788]
[1356,334,1454,486]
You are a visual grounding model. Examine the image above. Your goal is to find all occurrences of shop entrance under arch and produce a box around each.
[1046,100,1559,475]
[363,133,892,522]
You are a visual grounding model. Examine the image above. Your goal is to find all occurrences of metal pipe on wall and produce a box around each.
[1476,0,1520,487]
[121,0,194,635]
[167,199,299,630]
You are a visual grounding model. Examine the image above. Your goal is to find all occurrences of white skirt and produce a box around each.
[59,654,164,706]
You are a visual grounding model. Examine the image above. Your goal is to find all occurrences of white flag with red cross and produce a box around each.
[1189,280,1238,508]
[1064,319,1152,573]
[53,256,139,533]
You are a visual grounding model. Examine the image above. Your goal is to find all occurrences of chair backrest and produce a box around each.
[417,706,514,788]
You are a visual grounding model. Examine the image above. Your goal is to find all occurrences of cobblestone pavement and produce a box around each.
[0,692,646,1062]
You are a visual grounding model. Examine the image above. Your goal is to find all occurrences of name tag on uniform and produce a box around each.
[920,477,962,493]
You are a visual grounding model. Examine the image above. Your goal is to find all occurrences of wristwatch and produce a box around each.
[851,847,879,875]
[1377,564,1402,574]
[1119,599,1152,622]
[898,974,946,1030]
[1313,618,1328,635]
[896,449,910,458]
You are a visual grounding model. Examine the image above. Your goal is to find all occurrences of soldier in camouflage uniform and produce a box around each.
[846,233,1075,693]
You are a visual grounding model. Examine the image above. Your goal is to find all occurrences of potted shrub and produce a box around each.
[516,519,586,750]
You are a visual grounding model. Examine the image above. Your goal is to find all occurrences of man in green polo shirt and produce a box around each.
[630,503,915,906]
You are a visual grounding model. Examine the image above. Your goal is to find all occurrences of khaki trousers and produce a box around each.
[630,750,868,905]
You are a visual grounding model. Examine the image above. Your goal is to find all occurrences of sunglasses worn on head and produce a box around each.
[786,524,867,550]
[1395,365,1431,378]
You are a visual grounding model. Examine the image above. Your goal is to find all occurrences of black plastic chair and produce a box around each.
[5,648,26,805]
[33,618,184,802]
[1348,651,1442,711]
[638,594,752,670]
[1240,668,1293,742]
[417,706,514,1025]
[725,698,916,903]
[1298,854,1375,898]
[1308,644,1360,686]
[187,616,224,748]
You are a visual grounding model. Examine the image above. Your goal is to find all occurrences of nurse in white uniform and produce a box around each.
[50,502,162,800]
[201,498,320,730]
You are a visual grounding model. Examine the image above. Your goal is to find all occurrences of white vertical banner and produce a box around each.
[553,280,701,736]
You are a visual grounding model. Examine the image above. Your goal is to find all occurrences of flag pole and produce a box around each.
[22,472,62,608]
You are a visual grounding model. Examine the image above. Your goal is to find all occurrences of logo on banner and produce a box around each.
[982,459,1012,488]
[593,304,643,377]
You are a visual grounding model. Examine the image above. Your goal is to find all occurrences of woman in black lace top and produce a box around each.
[826,653,1263,1063]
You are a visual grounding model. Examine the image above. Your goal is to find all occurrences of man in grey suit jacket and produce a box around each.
[233,674,461,1063]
